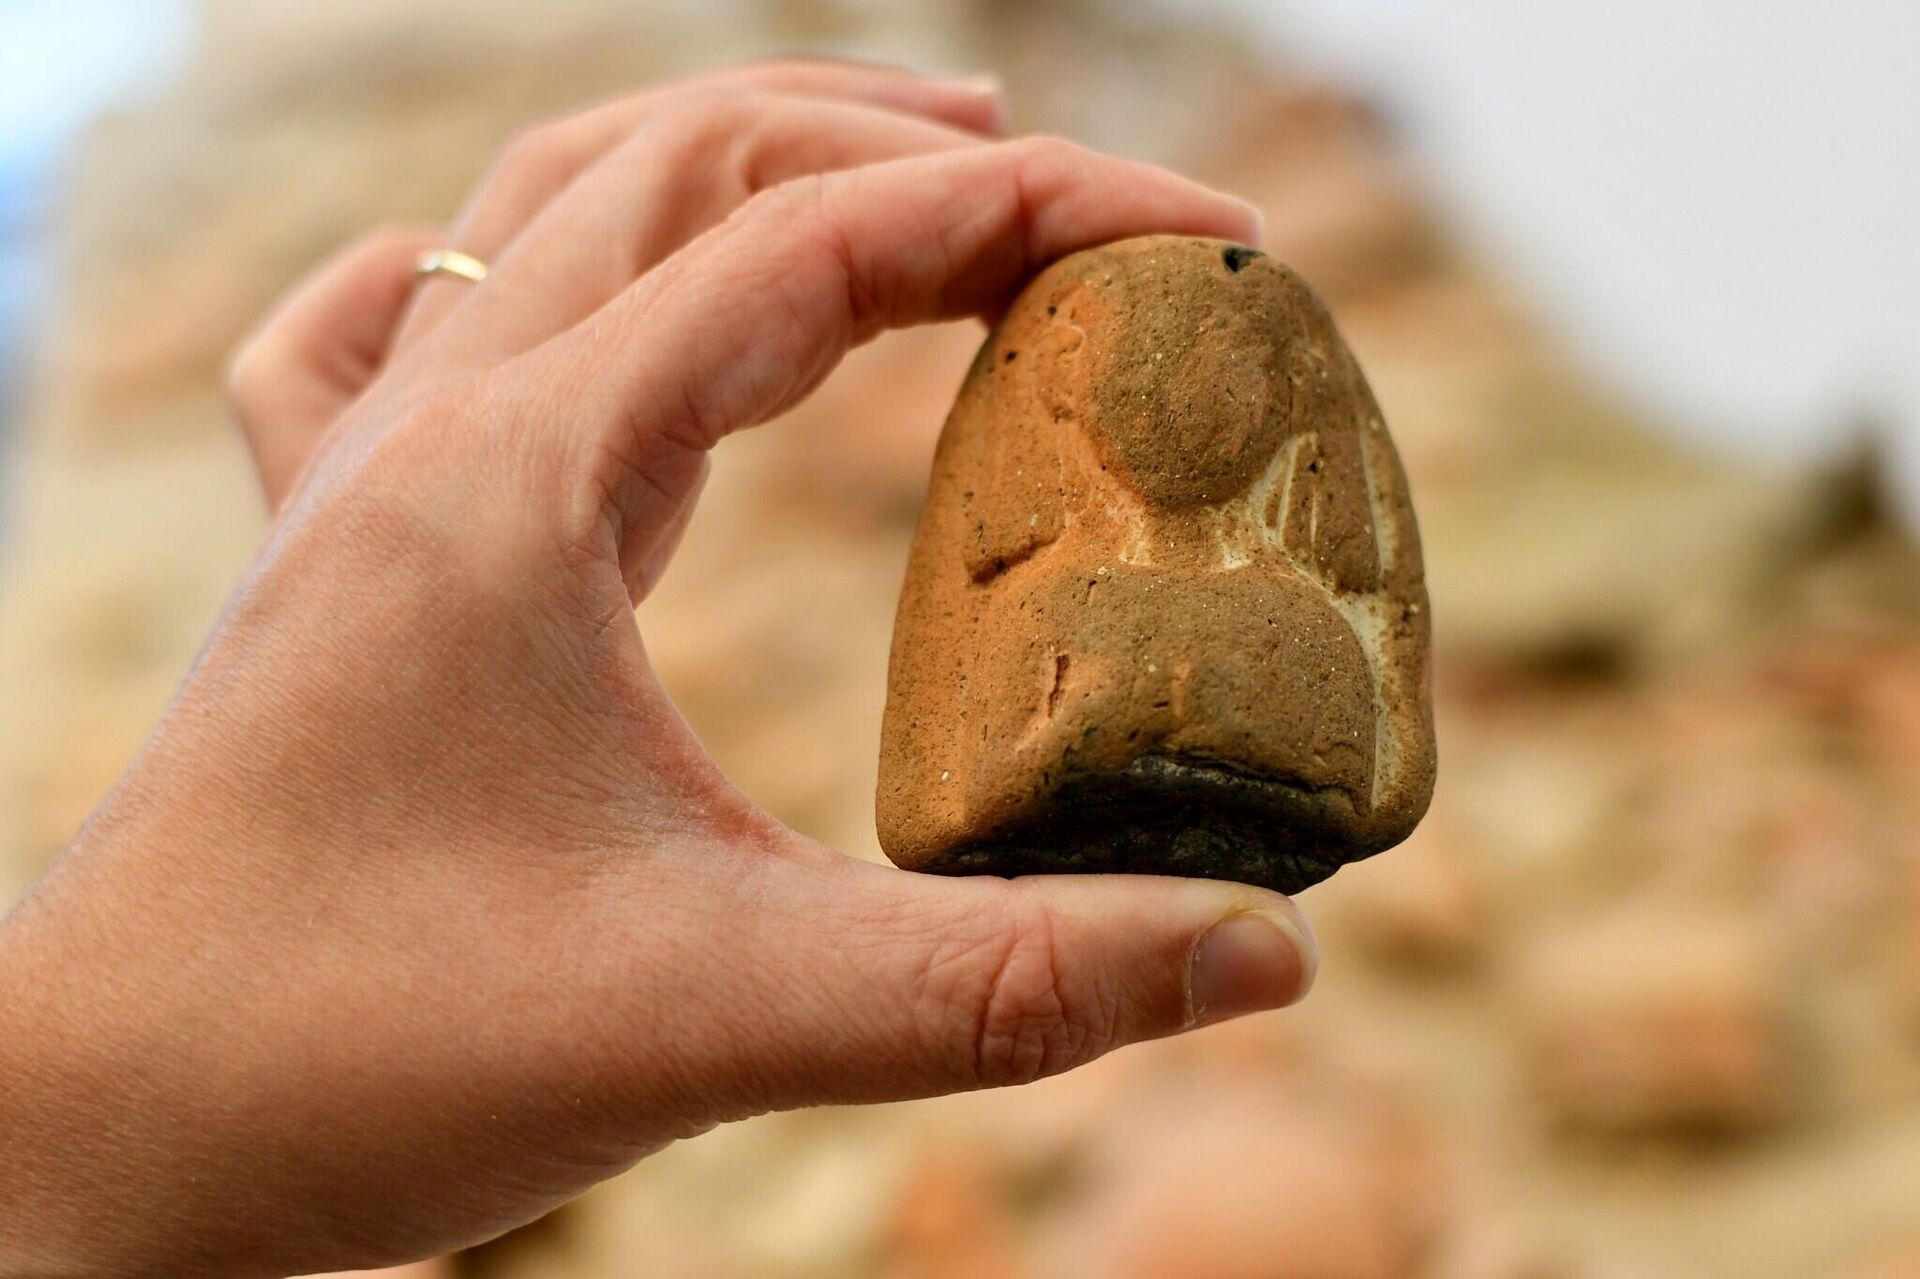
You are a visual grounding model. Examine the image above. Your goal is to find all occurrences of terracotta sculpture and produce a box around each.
[878,236,1434,894]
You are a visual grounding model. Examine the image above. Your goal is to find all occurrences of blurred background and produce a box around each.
[2,2,1918,1276]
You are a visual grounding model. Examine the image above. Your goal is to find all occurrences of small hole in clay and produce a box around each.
[1221,245,1264,273]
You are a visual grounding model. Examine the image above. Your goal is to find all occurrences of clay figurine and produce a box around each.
[877,236,1434,894]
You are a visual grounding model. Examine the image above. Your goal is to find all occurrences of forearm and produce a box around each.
[0,806,231,1277]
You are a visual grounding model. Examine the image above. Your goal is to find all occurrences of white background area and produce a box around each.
[1197,0,1920,517]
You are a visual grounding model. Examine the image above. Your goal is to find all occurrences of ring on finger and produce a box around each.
[414,248,491,284]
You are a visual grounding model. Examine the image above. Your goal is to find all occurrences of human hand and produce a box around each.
[0,60,1314,1277]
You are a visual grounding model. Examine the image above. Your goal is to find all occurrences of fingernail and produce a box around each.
[957,72,1005,97]
[1239,200,1266,246]
[956,73,1010,132]
[1189,907,1317,1025]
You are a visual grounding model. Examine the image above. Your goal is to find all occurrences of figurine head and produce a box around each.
[879,237,1434,894]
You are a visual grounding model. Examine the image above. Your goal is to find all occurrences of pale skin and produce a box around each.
[0,61,1316,1278]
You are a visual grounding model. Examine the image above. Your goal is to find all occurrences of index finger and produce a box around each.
[452,58,1008,259]
[537,137,1261,564]
[393,58,1008,355]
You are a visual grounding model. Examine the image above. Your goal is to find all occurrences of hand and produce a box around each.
[0,60,1314,1278]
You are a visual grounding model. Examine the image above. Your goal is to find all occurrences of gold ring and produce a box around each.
[415,248,489,284]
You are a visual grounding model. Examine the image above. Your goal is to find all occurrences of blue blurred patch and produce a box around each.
[0,0,193,408]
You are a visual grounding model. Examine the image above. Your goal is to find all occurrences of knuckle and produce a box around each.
[399,378,532,480]
[949,896,1094,1090]
[613,89,809,206]
[723,174,816,252]
[222,335,274,417]
[732,175,856,293]
[490,120,579,194]
[360,221,427,259]
[1003,132,1083,170]
[343,387,537,553]
[738,171,832,231]
[650,84,753,126]
[633,89,752,163]
[736,53,848,87]
[345,388,462,488]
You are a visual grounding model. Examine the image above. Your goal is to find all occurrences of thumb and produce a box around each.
[682,853,1317,1115]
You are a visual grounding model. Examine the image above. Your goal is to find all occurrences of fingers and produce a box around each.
[226,224,440,509]
[415,93,988,369]
[393,59,1006,354]
[422,92,990,362]
[660,856,1315,1118]
[541,137,1261,576]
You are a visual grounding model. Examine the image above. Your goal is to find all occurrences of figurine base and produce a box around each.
[916,753,1384,896]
